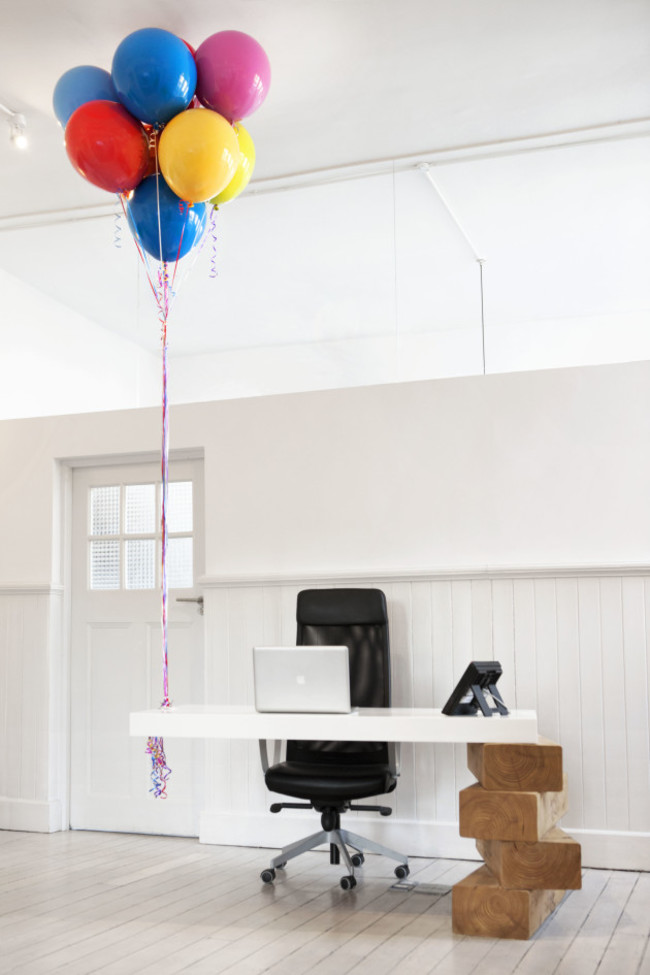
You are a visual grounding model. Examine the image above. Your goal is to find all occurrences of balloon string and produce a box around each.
[154,135,166,268]
[158,260,173,322]
[124,147,174,797]
[160,309,169,705]
[170,201,191,294]
[171,206,213,302]
[148,127,158,164]
[120,194,163,312]
[120,182,177,800]
[146,269,172,799]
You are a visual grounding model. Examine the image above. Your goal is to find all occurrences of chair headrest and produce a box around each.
[296,588,388,627]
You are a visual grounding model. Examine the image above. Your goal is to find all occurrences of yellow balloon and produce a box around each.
[210,124,256,206]
[159,108,240,203]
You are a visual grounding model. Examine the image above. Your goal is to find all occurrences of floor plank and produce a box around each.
[597,873,650,975]
[0,831,647,975]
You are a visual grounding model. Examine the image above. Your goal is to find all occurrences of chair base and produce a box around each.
[264,826,409,885]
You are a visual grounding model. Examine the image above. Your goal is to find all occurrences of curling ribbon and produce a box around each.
[146,733,171,798]
[209,207,218,279]
[113,206,122,248]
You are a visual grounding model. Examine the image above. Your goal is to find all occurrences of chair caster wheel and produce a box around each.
[394,864,410,880]
[260,868,276,884]
[275,861,287,870]
[340,874,357,890]
[351,853,365,867]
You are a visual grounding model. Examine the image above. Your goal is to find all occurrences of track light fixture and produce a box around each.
[0,102,28,149]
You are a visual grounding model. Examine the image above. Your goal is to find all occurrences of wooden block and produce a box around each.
[452,865,565,939]
[467,738,563,792]
[459,774,568,841]
[476,826,582,889]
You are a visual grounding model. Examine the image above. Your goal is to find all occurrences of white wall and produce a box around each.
[0,361,649,866]
[170,308,650,406]
[0,268,159,421]
[3,359,650,585]
[201,363,650,575]
[1,133,648,420]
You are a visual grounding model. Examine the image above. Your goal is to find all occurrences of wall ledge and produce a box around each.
[0,584,64,596]
[201,563,650,588]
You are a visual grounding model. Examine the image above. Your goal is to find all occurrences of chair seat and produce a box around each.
[265,760,397,802]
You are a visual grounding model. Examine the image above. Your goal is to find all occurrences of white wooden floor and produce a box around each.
[0,830,648,975]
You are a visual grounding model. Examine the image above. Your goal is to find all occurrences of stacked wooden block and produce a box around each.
[452,738,581,940]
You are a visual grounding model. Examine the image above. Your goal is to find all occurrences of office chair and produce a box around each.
[260,587,410,890]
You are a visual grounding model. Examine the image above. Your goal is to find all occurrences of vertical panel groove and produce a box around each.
[619,578,631,830]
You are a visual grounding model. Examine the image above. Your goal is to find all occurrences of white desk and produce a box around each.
[129,705,576,941]
[129,704,538,743]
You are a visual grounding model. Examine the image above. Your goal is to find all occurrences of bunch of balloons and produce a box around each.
[53,27,270,261]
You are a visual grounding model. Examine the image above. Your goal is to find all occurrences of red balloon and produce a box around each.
[65,100,150,193]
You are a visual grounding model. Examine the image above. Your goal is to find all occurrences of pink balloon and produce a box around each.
[195,30,270,122]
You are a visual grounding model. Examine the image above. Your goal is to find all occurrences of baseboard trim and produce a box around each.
[199,812,650,871]
[0,797,64,833]
[567,827,650,871]
[200,811,480,861]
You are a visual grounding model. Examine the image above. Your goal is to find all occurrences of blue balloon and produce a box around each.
[127,175,208,261]
[111,28,196,125]
[53,65,117,127]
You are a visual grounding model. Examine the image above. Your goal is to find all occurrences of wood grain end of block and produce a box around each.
[477,827,582,890]
[452,865,566,939]
[467,739,563,792]
[459,776,569,841]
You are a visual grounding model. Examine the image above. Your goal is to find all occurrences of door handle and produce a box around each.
[175,596,204,616]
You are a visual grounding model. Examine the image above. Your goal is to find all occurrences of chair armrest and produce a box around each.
[258,739,283,773]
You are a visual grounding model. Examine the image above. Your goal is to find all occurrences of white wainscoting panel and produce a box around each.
[0,586,64,831]
[199,569,650,870]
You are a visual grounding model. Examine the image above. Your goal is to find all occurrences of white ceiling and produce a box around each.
[0,0,648,361]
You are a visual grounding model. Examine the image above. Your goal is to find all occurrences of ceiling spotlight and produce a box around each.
[9,114,28,149]
[0,102,28,150]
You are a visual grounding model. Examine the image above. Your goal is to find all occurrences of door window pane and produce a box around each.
[167,481,193,533]
[125,539,156,590]
[90,540,120,589]
[125,483,156,535]
[167,537,193,589]
[88,479,194,591]
[90,486,120,536]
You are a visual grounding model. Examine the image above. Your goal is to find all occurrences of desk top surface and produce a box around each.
[129,705,538,744]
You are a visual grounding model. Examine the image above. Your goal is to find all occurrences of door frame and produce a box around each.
[56,447,205,830]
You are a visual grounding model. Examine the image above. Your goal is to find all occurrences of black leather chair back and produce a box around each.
[286,588,390,765]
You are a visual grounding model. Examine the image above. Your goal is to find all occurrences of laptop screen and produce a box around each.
[253,646,352,713]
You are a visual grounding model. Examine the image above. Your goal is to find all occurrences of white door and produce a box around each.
[70,458,205,835]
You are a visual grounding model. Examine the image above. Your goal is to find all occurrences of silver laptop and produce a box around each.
[253,646,352,713]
